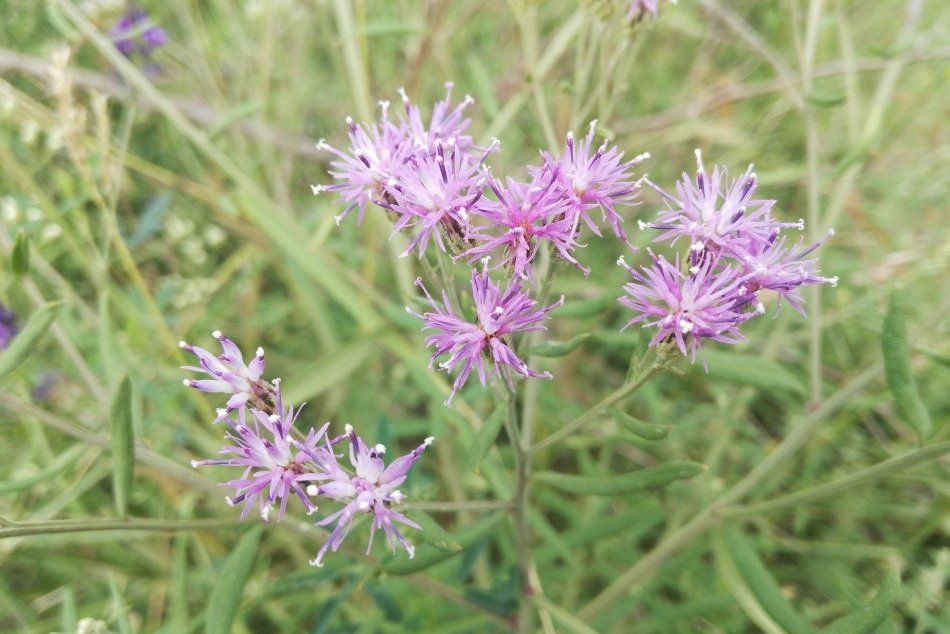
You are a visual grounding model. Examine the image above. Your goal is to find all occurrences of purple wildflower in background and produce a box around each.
[626,0,676,21]
[0,302,16,350]
[618,251,755,361]
[736,230,839,315]
[399,82,474,154]
[410,263,563,405]
[307,428,433,567]
[192,391,329,521]
[180,331,274,420]
[381,138,496,257]
[537,121,649,242]
[314,103,409,226]
[463,166,587,281]
[640,150,803,258]
[110,6,168,76]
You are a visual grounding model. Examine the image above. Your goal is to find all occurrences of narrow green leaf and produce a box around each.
[283,338,376,403]
[60,587,77,634]
[382,513,502,575]
[205,527,262,634]
[109,376,135,517]
[554,293,615,317]
[822,570,900,633]
[404,509,462,553]
[109,577,134,634]
[700,349,805,395]
[717,528,815,633]
[882,290,933,441]
[610,408,670,440]
[527,333,590,357]
[535,461,705,496]
[468,406,505,472]
[0,302,62,378]
[806,91,847,108]
[713,532,786,634]
[11,230,30,277]
[311,578,356,633]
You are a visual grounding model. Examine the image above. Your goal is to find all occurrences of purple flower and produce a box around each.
[307,428,433,567]
[110,7,168,73]
[409,263,563,405]
[314,102,410,226]
[736,229,838,315]
[398,82,474,154]
[380,139,495,258]
[537,121,649,241]
[618,251,755,362]
[640,150,803,258]
[0,302,16,350]
[180,331,274,420]
[192,390,329,522]
[626,0,676,21]
[463,166,588,281]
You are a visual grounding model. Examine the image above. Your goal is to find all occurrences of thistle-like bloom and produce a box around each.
[313,102,409,226]
[410,263,563,404]
[180,331,274,419]
[0,302,16,350]
[307,428,433,567]
[538,121,649,241]
[464,167,588,281]
[110,7,168,75]
[192,391,329,522]
[381,139,495,257]
[618,252,755,361]
[398,82,474,154]
[736,230,839,315]
[640,150,803,258]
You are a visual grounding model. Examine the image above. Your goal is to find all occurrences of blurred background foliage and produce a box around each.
[0,0,947,631]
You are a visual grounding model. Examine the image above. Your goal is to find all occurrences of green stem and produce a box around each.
[0,517,240,539]
[578,362,882,620]
[723,441,950,520]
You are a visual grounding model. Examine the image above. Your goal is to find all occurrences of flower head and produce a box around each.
[626,0,676,21]
[410,263,563,404]
[381,139,495,257]
[537,121,649,241]
[308,430,434,567]
[640,150,803,258]
[0,302,16,350]
[180,331,274,419]
[398,82,475,154]
[192,389,329,522]
[464,166,587,281]
[110,7,168,75]
[618,251,753,362]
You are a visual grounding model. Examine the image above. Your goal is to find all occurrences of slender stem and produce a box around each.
[0,517,240,539]
[409,500,511,512]
[529,351,667,455]
[723,441,950,519]
[578,362,882,619]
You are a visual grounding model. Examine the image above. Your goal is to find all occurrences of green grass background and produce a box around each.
[0,0,947,631]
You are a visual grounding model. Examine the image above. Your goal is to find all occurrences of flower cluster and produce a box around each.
[181,333,433,565]
[620,150,837,362]
[316,88,648,403]
[110,6,168,76]
[0,301,16,350]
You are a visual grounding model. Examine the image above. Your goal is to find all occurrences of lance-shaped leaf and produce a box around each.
[0,302,62,379]
[11,230,30,277]
[468,406,505,472]
[534,461,704,496]
[882,290,933,441]
[610,408,670,440]
[404,509,462,553]
[205,527,262,634]
[822,570,900,633]
[714,528,815,634]
[699,350,805,395]
[109,376,135,517]
[382,513,502,575]
[527,333,590,357]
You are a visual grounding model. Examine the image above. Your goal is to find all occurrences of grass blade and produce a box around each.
[882,290,933,441]
[534,462,705,496]
[109,376,135,517]
[0,302,62,378]
[10,229,29,277]
[205,526,262,634]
